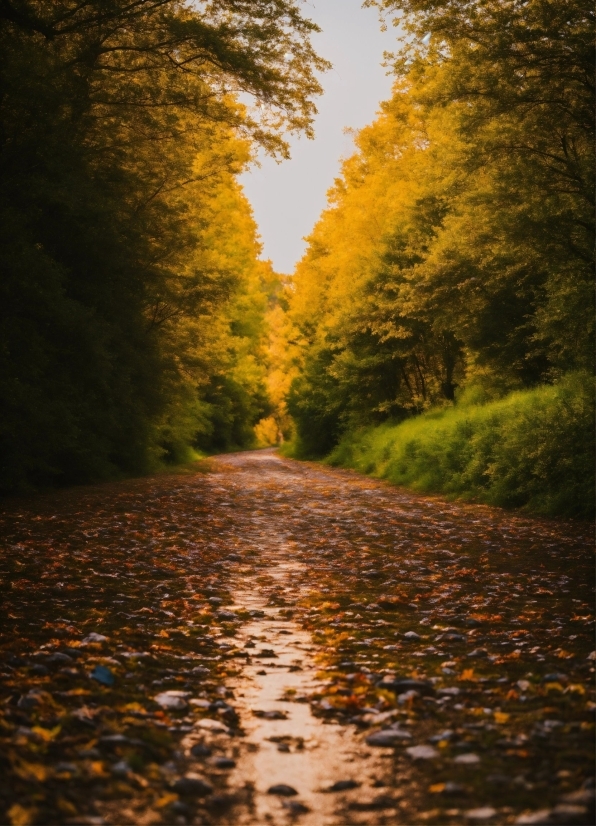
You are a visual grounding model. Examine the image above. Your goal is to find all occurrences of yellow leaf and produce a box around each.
[15,761,49,782]
[494,712,510,724]
[155,793,179,808]
[459,669,476,682]
[56,798,77,816]
[31,725,61,742]
[8,805,38,826]
[429,783,445,794]
[565,684,585,695]
[119,702,147,713]
[89,761,109,777]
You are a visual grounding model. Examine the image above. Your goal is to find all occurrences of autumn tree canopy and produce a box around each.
[285,0,594,457]
[0,0,328,491]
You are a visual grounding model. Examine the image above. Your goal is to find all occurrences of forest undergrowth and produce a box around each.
[321,374,595,520]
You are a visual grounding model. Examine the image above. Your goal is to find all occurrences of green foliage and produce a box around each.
[328,373,595,519]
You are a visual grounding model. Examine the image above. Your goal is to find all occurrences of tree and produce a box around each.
[0,0,327,490]
[285,0,594,455]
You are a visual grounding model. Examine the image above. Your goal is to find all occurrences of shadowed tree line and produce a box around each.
[0,0,328,492]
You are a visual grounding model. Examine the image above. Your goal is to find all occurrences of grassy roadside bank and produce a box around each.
[285,373,595,520]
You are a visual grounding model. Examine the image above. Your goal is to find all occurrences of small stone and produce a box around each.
[217,610,238,621]
[454,753,481,765]
[253,709,287,719]
[268,784,298,796]
[550,804,589,824]
[30,664,49,676]
[212,757,236,769]
[327,780,360,792]
[559,789,595,806]
[195,718,229,733]
[403,631,421,641]
[82,633,108,644]
[257,649,278,658]
[514,811,553,825]
[428,730,454,743]
[465,806,497,822]
[226,554,242,561]
[383,679,435,696]
[170,802,190,816]
[443,782,466,795]
[189,698,211,708]
[112,761,131,776]
[542,673,568,684]
[90,665,115,686]
[205,793,236,811]
[486,774,510,786]
[17,691,44,709]
[366,729,412,747]
[78,748,100,759]
[468,649,488,659]
[154,691,188,710]
[406,745,440,760]
[54,762,78,776]
[99,734,131,748]
[190,666,210,677]
[190,743,212,758]
[282,800,310,814]
[172,774,213,797]
[47,652,73,666]
[398,689,420,705]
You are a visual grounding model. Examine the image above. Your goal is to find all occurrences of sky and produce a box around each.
[239,0,399,275]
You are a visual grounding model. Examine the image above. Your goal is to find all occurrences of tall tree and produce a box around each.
[0,0,327,490]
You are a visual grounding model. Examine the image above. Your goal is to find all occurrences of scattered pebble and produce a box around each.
[268,784,298,796]
[406,745,440,760]
[327,779,360,791]
[366,728,413,747]
[465,806,497,822]
[454,753,481,765]
[172,774,213,797]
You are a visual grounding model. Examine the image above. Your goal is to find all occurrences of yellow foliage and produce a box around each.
[155,793,179,809]
[14,761,50,782]
[8,805,38,826]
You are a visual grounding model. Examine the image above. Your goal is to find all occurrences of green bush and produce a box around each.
[327,373,595,519]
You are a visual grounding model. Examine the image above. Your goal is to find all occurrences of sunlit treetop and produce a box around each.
[0,0,331,156]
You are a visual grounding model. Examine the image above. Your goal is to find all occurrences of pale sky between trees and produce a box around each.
[240,0,397,274]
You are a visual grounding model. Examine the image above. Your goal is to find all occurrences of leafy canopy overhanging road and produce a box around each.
[0,450,594,826]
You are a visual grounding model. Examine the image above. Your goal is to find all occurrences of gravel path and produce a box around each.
[0,449,593,825]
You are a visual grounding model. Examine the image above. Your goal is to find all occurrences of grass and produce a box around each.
[325,373,595,519]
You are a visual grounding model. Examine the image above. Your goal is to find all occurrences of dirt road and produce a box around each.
[0,450,593,825]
